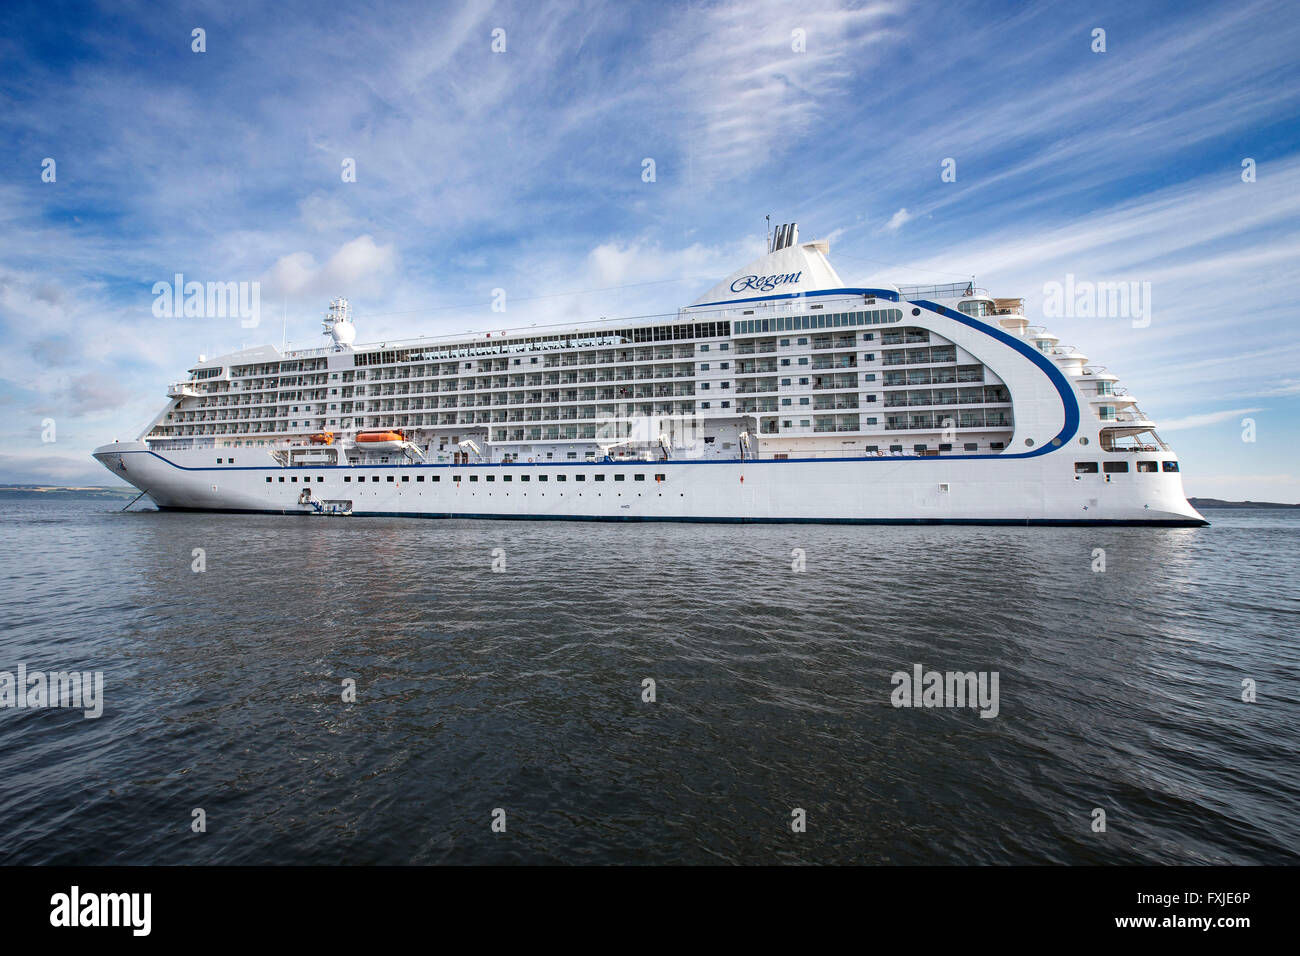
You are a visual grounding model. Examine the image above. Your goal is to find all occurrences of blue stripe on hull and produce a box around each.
[152,506,1208,527]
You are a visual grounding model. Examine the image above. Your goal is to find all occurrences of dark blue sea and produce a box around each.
[1,498,1296,864]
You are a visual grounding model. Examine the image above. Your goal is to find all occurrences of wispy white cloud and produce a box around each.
[1159,408,1263,432]
[884,208,912,232]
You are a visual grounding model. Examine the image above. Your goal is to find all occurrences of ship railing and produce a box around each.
[897,282,986,300]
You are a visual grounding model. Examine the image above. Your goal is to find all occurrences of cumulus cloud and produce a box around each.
[261,235,397,300]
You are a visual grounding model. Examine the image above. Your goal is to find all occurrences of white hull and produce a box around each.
[95,441,1207,525]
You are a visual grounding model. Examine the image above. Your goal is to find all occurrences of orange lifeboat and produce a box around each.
[354,429,409,453]
[356,430,405,444]
[310,431,335,445]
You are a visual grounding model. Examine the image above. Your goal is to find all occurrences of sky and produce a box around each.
[1,0,1297,499]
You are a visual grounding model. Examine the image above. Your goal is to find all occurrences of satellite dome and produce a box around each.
[322,296,356,350]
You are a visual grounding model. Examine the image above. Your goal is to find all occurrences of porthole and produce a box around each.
[1079,437,1090,446]
[1051,438,1061,446]
[1024,438,1035,447]
[911,308,920,316]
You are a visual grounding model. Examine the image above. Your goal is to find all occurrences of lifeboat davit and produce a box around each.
[354,430,407,453]
[310,431,335,445]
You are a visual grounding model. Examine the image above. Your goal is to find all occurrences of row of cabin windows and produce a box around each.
[858,442,1005,454]
[268,473,667,484]
[1074,461,1179,474]
[733,309,903,335]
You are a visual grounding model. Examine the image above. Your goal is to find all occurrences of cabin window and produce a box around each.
[538,474,548,481]
[1137,461,1158,472]
[417,475,425,482]
[615,474,626,482]
[1075,462,1099,473]
[1162,461,1180,472]
[521,475,530,482]
[556,474,566,482]
[595,474,606,482]
[344,476,351,482]
[265,477,272,483]
[1103,461,1129,473]
[387,475,395,482]
[502,475,511,482]
[575,474,585,481]
[291,477,297,483]
[634,474,645,481]
[964,443,978,451]
[469,475,478,482]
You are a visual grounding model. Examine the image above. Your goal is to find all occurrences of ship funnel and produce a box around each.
[770,222,799,252]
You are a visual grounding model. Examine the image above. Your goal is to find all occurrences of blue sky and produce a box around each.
[1,0,1297,498]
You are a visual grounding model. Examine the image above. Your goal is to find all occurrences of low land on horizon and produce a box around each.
[0,484,138,499]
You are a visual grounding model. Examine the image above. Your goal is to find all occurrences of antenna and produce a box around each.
[766,214,772,253]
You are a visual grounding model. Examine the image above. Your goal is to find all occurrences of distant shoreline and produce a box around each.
[1188,498,1300,510]
[0,484,137,499]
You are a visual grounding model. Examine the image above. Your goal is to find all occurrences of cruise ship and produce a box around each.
[93,224,1206,525]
